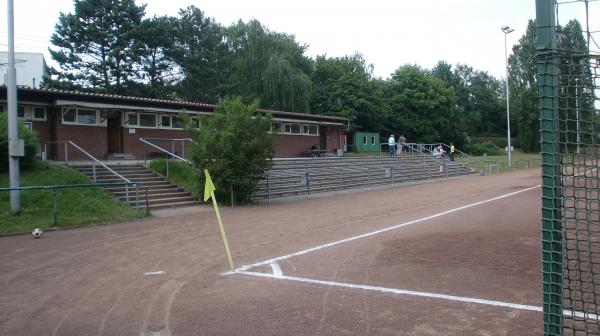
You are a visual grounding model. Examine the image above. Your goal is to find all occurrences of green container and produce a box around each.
[353,131,380,152]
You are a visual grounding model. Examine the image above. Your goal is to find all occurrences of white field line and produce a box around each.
[143,271,165,276]
[236,270,542,312]
[236,270,600,320]
[270,262,283,277]
[235,185,541,272]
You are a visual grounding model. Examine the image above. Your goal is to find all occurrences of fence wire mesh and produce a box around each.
[537,4,600,332]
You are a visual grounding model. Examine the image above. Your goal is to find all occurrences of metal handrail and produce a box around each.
[1,181,144,224]
[44,140,133,184]
[140,138,191,164]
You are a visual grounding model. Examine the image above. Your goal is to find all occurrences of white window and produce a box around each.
[302,124,319,136]
[17,106,25,118]
[77,109,97,124]
[172,116,185,129]
[33,107,46,120]
[363,136,367,145]
[125,112,138,126]
[371,136,375,145]
[63,109,76,122]
[190,117,200,129]
[22,121,33,131]
[62,107,102,126]
[139,113,156,127]
[160,115,171,128]
[272,122,283,134]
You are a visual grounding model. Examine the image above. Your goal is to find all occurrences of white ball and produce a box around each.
[32,228,44,238]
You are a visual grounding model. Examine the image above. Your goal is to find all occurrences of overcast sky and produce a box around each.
[1,0,598,80]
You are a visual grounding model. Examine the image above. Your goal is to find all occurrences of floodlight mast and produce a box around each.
[502,25,514,168]
[7,0,20,214]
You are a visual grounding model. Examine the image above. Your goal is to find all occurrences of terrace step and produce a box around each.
[72,164,199,210]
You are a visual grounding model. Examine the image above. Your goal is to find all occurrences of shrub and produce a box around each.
[465,141,505,156]
[0,112,39,172]
[186,97,275,204]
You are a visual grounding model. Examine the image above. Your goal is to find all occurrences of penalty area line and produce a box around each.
[235,184,540,272]
[235,270,542,312]
[235,270,600,320]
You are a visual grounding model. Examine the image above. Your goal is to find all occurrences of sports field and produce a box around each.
[0,169,543,335]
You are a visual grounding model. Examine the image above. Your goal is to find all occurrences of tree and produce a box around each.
[431,62,504,137]
[311,54,389,131]
[386,65,464,145]
[187,97,275,204]
[508,20,539,152]
[126,15,179,98]
[170,6,231,102]
[48,0,146,91]
[226,20,313,112]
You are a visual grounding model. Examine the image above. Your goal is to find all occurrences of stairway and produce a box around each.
[254,155,474,200]
[73,164,202,209]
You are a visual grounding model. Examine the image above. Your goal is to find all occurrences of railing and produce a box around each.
[259,160,467,204]
[0,182,147,226]
[140,138,194,180]
[43,140,135,202]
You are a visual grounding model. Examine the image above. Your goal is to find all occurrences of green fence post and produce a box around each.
[52,187,58,226]
[536,1,563,334]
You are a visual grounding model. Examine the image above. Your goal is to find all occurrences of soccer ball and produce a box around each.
[31,228,44,239]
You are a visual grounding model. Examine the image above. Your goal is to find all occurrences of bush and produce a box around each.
[465,141,505,156]
[0,112,39,172]
[186,97,275,205]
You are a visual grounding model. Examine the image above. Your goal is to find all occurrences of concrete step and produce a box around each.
[146,200,204,210]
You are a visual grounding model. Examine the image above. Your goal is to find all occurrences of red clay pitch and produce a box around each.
[0,169,542,335]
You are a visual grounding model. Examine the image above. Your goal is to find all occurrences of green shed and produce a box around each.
[353,131,380,152]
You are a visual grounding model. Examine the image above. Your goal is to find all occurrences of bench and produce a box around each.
[303,149,328,157]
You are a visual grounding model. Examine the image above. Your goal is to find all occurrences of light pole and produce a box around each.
[7,0,21,214]
[502,25,514,168]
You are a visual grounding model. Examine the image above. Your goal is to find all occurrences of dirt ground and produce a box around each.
[0,169,543,336]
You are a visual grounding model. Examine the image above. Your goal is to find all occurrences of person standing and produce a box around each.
[449,142,455,161]
[399,134,406,155]
[388,134,396,156]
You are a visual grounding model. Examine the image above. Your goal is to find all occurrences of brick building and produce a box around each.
[0,87,349,160]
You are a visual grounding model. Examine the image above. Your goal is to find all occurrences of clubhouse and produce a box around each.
[0,86,349,160]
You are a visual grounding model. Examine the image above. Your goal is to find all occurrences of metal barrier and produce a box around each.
[43,140,135,202]
[140,138,193,180]
[260,161,465,204]
[0,182,146,226]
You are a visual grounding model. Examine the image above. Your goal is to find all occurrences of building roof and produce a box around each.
[0,86,348,124]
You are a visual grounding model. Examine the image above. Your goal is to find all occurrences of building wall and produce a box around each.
[274,126,343,157]
[0,52,47,88]
[53,124,108,161]
[121,127,191,160]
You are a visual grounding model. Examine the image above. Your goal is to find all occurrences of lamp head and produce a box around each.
[501,26,515,34]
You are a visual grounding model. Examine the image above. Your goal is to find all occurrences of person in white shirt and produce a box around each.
[388,135,396,156]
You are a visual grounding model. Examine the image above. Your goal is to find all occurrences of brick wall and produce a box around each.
[274,126,343,157]
[54,124,107,161]
[122,127,191,160]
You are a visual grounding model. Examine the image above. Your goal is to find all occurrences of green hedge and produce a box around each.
[0,112,39,172]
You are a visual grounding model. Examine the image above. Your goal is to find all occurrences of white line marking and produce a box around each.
[270,263,283,277]
[236,270,600,320]
[144,271,165,276]
[236,270,542,312]
[236,185,541,272]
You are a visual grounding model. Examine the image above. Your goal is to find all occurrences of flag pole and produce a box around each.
[204,169,234,271]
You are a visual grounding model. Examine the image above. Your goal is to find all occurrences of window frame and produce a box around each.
[138,113,157,128]
[61,106,103,126]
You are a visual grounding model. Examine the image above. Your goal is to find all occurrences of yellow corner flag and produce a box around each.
[203,169,234,271]
[204,169,216,202]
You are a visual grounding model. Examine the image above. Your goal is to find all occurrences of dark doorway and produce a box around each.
[107,114,121,153]
[319,126,327,150]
